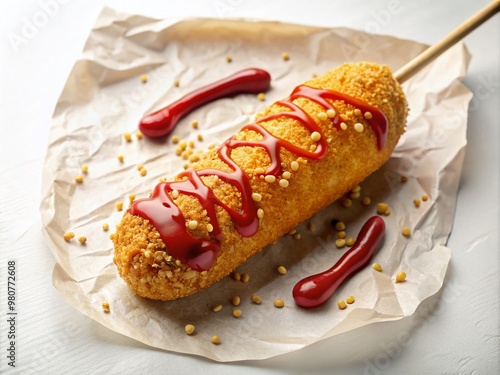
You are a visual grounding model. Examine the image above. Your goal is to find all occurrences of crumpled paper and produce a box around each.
[40,7,472,361]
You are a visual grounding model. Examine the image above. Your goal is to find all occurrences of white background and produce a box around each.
[0,0,498,374]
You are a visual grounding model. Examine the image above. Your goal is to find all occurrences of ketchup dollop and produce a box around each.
[139,68,272,138]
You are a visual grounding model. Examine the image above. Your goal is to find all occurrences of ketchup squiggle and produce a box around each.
[130,83,388,271]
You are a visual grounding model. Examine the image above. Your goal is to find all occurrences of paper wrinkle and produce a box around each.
[40,8,471,361]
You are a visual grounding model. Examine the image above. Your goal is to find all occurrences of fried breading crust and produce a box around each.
[111,62,407,300]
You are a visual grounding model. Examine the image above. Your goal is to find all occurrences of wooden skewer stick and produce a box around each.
[394,0,500,83]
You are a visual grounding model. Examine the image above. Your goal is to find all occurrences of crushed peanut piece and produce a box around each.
[338,300,347,310]
[63,232,75,241]
[351,185,361,193]
[342,198,352,208]
[311,131,322,141]
[211,334,221,345]
[102,301,110,313]
[317,112,328,121]
[372,263,383,272]
[187,220,198,230]
[402,227,411,237]
[279,179,289,188]
[396,271,407,283]
[184,324,195,335]
[335,239,346,248]
[265,175,276,183]
[376,203,389,215]
[349,191,360,199]
[274,299,285,308]
[335,221,346,231]
[345,237,355,247]
[354,123,364,133]
[362,197,372,206]
[251,193,262,202]
[251,294,262,304]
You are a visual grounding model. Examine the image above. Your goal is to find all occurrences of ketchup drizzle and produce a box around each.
[130,82,389,271]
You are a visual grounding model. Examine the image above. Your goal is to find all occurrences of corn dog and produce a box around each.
[111,62,408,300]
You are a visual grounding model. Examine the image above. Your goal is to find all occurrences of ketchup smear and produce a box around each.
[139,68,272,138]
[130,74,389,272]
[293,216,385,309]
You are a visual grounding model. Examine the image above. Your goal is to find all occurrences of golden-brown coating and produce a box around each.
[111,62,408,300]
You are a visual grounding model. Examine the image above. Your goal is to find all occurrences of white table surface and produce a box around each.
[1,0,498,374]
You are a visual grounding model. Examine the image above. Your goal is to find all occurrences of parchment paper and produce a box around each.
[40,7,472,361]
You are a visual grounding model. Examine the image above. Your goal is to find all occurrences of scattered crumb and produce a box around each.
[372,263,382,272]
[274,299,285,308]
[101,301,110,313]
[396,271,407,283]
[184,324,195,335]
[63,232,75,241]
